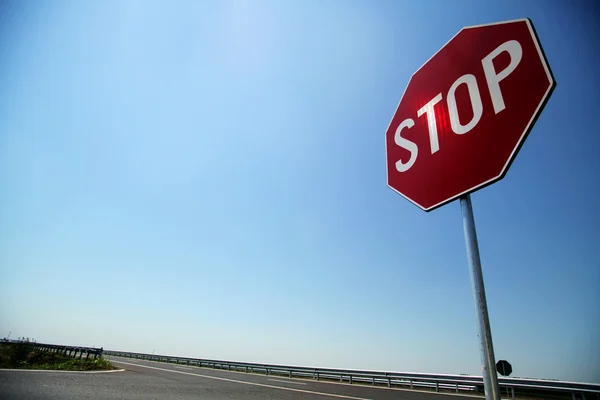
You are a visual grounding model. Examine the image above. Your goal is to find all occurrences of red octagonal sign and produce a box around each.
[385,19,555,211]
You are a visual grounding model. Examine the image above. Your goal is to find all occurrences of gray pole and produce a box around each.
[460,194,501,400]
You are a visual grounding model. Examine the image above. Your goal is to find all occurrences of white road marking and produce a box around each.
[111,360,371,400]
[268,378,307,385]
[0,369,125,374]
[108,358,481,398]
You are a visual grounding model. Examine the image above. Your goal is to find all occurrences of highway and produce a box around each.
[0,356,480,400]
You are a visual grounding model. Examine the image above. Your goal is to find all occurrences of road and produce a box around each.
[0,356,480,400]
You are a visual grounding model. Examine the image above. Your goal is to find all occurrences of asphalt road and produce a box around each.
[0,356,480,400]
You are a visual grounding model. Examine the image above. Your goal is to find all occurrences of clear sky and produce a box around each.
[1,0,599,384]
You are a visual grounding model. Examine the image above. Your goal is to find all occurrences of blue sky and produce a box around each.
[1,0,599,383]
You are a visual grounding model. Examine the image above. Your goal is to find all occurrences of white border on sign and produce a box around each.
[384,18,555,211]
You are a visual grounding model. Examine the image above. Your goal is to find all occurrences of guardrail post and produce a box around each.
[289,370,292,378]
[349,375,353,385]
[372,377,375,385]
[410,379,413,389]
[387,373,391,388]
[436,382,439,392]
[266,367,269,376]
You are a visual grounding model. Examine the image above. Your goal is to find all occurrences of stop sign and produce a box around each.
[496,360,512,376]
[385,19,555,211]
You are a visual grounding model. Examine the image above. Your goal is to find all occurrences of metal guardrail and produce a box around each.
[33,343,104,360]
[1,340,104,360]
[105,350,600,399]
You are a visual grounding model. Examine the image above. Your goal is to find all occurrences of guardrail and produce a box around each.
[105,350,600,399]
[1,340,104,360]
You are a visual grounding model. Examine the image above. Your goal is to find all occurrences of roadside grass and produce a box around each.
[0,343,116,371]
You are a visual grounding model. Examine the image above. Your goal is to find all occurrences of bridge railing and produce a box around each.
[1,340,104,360]
[105,349,600,399]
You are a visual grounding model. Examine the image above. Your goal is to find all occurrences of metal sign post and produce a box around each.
[460,194,501,400]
